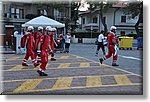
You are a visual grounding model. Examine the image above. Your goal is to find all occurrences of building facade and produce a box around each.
[1,1,71,49]
[79,6,142,35]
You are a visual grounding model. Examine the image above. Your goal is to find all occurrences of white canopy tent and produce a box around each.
[22,15,65,28]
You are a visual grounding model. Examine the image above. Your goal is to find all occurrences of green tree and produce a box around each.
[71,0,81,31]
[123,1,143,37]
[86,0,115,35]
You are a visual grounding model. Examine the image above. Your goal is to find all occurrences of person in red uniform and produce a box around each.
[49,27,57,61]
[34,26,43,63]
[37,26,52,76]
[99,26,119,66]
[22,26,39,67]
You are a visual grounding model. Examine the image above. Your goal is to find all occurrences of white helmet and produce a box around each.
[38,26,43,31]
[52,28,56,31]
[110,26,117,30]
[46,26,52,31]
[27,26,34,30]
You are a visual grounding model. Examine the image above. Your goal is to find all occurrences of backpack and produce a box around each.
[20,34,28,48]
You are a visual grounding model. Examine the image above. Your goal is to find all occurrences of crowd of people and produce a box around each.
[20,25,119,76]
[20,26,71,76]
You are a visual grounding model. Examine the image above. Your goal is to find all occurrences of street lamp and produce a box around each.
[90,25,93,43]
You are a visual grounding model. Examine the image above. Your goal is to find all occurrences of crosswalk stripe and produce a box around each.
[8,56,21,60]
[58,63,71,68]
[80,63,90,67]
[76,56,81,58]
[52,77,73,90]
[59,56,70,59]
[9,65,27,71]
[86,76,102,87]
[13,79,43,93]
[114,75,132,85]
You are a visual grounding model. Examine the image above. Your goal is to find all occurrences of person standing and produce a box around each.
[37,26,52,76]
[99,26,119,66]
[59,34,65,53]
[64,32,71,53]
[95,30,106,56]
[22,26,39,67]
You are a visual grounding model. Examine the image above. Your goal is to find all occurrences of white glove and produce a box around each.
[114,45,118,56]
[37,50,41,55]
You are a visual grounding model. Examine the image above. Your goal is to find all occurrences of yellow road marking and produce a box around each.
[76,56,81,58]
[52,77,72,90]
[9,65,27,71]
[13,79,43,93]
[86,76,102,87]
[114,75,132,85]
[80,63,90,67]
[2,74,134,83]
[7,56,21,60]
[58,63,71,68]
[59,56,70,59]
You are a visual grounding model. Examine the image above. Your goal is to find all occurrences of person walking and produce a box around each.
[64,32,71,53]
[34,26,43,63]
[22,26,39,67]
[99,26,119,66]
[49,27,57,61]
[37,26,52,76]
[95,30,106,56]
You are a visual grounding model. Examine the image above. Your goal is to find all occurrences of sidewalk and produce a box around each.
[0,46,15,54]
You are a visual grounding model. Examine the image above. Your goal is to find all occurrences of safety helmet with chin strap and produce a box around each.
[38,26,43,31]
[110,26,117,31]
[27,26,34,31]
[46,26,52,31]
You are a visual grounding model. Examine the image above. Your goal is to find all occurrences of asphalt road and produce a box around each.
[1,43,143,95]
[70,43,143,75]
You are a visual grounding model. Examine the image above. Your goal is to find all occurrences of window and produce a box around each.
[19,9,24,19]
[121,16,126,23]
[82,18,85,24]
[93,17,97,23]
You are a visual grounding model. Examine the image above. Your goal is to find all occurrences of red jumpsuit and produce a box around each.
[40,35,51,71]
[22,33,38,66]
[34,32,42,62]
[49,32,55,60]
[101,31,118,65]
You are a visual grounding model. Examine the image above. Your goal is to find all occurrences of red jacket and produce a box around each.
[107,32,116,45]
[40,35,51,51]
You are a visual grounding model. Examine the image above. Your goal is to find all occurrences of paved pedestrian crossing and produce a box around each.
[2,74,142,94]
[1,53,143,94]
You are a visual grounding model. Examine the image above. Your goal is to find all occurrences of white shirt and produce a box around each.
[65,35,71,43]
[98,34,104,42]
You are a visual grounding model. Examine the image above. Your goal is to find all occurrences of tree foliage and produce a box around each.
[123,1,143,37]
[86,0,116,34]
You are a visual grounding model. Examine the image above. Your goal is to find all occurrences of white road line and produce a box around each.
[119,55,142,61]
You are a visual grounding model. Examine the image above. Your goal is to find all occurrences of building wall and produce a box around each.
[79,8,139,35]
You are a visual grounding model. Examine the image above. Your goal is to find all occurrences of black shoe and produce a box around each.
[41,72,48,76]
[112,64,119,66]
[22,63,28,66]
[37,70,43,76]
[34,63,40,67]
[99,58,103,64]
[51,58,56,61]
